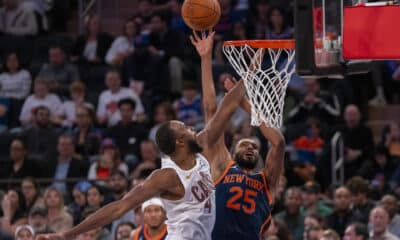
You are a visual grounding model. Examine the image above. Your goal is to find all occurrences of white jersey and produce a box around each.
[161,154,215,240]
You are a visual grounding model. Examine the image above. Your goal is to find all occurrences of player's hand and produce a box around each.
[224,76,238,92]
[190,29,215,58]
[36,233,66,240]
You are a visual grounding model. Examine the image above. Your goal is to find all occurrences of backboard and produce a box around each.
[293,0,397,78]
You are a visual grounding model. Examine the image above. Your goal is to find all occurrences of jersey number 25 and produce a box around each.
[226,186,257,214]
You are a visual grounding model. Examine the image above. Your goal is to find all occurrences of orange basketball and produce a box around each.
[181,0,221,31]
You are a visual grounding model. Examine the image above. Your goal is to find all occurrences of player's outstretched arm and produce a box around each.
[190,29,217,122]
[223,78,285,198]
[36,169,179,240]
[198,79,246,146]
[259,125,285,200]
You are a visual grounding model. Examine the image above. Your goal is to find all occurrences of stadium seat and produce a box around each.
[0,35,35,66]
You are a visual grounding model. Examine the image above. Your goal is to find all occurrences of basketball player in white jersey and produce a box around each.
[36,31,247,240]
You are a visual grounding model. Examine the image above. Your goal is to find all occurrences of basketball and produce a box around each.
[181,0,221,31]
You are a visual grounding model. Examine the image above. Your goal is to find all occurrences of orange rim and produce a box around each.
[223,39,295,49]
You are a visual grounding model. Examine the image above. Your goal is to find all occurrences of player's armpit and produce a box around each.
[259,125,285,200]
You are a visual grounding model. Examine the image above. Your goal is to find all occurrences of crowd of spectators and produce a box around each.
[1,0,400,239]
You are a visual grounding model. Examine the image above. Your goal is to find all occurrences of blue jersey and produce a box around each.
[212,161,273,240]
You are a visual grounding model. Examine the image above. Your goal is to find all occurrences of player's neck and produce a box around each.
[146,224,166,238]
[171,152,197,170]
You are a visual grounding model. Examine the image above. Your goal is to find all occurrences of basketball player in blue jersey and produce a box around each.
[131,198,167,240]
[37,32,247,240]
[191,31,285,239]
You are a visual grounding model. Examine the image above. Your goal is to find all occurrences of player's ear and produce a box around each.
[176,138,185,148]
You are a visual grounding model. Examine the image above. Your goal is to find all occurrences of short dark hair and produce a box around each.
[346,176,369,195]
[106,67,121,77]
[49,45,65,53]
[155,122,176,155]
[151,10,171,24]
[351,223,369,239]
[118,98,136,111]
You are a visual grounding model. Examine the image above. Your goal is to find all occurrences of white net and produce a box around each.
[223,43,296,128]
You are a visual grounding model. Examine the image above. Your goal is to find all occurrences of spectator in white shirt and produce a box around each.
[61,81,93,127]
[0,0,38,36]
[0,52,32,100]
[97,69,144,126]
[369,207,400,240]
[105,19,137,66]
[19,78,63,126]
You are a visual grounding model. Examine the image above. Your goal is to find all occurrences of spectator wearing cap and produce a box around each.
[68,181,92,225]
[22,105,59,163]
[61,81,94,127]
[47,135,88,195]
[19,79,63,126]
[104,98,148,163]
[131,198,167,240]
[344,223,369,240]
[369,206,399,240]
[325,186,355,236]
[381,195,400,237]
[71,106,102,159]
[301,181,333,217]
[38,46,80,96]
[275,187,304,240]
[29,207,53,234]
[14,225,35,240]
[346,176,375,224]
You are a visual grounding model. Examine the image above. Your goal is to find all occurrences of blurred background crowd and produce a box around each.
[0,0,400,239]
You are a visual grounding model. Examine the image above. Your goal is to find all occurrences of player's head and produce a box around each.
[233,138,260,170]
[155,120,202,156]
[142,198,166,230]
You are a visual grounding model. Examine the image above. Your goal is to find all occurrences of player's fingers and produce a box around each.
[201,31,206,39]
[189,35,196,45]
[209,29,215,38]
[193,30,200,41]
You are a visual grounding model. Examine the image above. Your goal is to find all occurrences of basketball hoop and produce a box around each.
[223,40,296,128]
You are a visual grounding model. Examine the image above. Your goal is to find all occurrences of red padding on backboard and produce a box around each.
[343,5,400,60]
